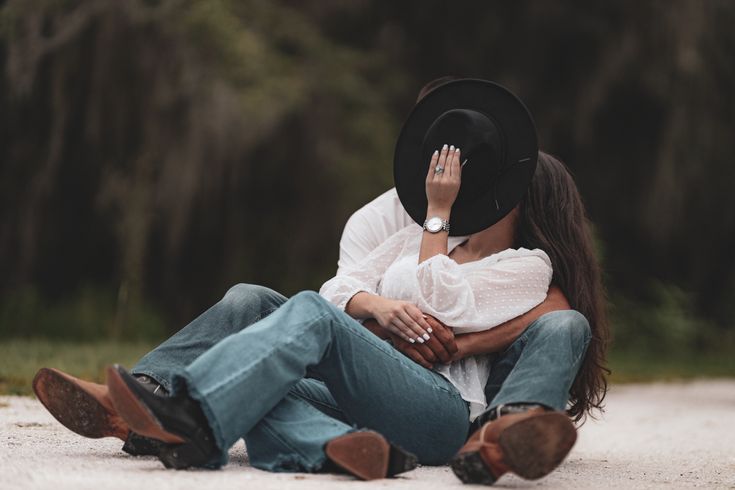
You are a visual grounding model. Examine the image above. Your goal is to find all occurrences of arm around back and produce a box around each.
[451,285,572,360]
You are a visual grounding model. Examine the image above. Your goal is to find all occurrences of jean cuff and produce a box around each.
[170,369,229,468]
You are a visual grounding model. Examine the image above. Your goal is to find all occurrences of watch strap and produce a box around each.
[423,217,451,233]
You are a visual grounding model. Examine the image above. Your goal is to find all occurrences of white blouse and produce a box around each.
[319,223,553,421]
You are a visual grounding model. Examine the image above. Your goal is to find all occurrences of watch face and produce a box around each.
[426,217,443,232]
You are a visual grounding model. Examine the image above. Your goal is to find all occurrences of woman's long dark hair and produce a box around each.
[514,151,610,422]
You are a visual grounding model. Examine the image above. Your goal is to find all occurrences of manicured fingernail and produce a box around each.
[449,145,455,151]
[408,338,415,344]
[442,144,448,150]
[423,333,430,341]
[433,150,438,156]
[427,327,433,333]
[455,147,460,153]
[417,337,425,343]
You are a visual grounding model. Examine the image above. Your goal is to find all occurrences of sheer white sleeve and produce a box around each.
[414,248,553,332]
[336,188,414,274]
[320,225,417,312]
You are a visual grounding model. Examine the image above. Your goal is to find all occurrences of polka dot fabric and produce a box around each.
[319,223,552,421]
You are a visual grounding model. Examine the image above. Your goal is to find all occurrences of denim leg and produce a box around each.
[285,378,350,424]
[244,378,354,472]
[173,291,469,468]
[481,310,591,421]
[131,284,287,392]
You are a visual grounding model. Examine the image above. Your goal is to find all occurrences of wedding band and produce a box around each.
[434,165,444,174]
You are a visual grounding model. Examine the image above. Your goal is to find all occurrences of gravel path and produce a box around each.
[1,381,734,489]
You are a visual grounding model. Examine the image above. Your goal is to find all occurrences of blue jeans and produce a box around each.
[476,309,591,428]
[132,284,590,471]
[134,286,469,470]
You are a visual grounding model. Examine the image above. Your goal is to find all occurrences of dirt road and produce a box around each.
[1,381,734,489]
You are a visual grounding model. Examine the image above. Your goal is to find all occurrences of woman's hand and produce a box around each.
[425,144,462,214]
[371,296,434,344]
[387,314,458,368]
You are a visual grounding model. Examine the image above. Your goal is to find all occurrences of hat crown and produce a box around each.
[422,109,504,168]
[422,108,508,204]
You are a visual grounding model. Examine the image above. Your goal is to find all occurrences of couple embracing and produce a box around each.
[34,78,609,485]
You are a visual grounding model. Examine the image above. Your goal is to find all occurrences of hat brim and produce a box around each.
[393,79,538,236]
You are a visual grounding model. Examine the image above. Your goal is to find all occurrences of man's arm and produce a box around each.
[337,188,414,273]
[451,285,571,360]
[364,285,571,368]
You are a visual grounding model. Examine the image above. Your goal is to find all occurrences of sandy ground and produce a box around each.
[1,381,734,489]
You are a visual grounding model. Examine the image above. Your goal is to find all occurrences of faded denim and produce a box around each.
[170,291,470,469]
[132,284,288,393]
[475,309,592,429]
[131,283,590,472]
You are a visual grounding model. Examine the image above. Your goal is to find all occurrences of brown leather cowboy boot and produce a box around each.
[323,431,418,480]
[32,367,167,455]
[33,367,129,440]
[450,407,577,485]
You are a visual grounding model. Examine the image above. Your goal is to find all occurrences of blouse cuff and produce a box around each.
[319,275,377,312]
[337,287,375,312]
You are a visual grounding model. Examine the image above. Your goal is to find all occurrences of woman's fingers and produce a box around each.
[447,146,455,177]
[451,147,460,178]
[397,309,429,342]
[389,317,419,343]
[408,305,434,333]
[437,144,449,178]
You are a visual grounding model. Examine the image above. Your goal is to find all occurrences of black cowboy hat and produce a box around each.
[393,79,538,236]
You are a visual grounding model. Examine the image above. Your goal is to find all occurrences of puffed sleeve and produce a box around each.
[414,248,553,332]
[336,188,414,275]
[320,224,418,311]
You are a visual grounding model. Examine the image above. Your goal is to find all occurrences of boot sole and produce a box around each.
[451,412,576,484]
[325,431,417,480]
[32,368,127,440]
[499,412,577,480]
[106,366,185,445]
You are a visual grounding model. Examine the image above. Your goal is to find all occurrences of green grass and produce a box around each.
[0,339,733,396]
[608,351,735,383]
[0,338,158,396]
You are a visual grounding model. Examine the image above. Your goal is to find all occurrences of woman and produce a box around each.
[104,141,603,483]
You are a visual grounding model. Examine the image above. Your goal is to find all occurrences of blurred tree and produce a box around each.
[0,0,401,332]
[0,0,733,349]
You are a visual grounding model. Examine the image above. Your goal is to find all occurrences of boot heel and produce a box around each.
[158,443,210,469]
[450,450,497,485]
[387,443,418,476]
[325,431,418,480]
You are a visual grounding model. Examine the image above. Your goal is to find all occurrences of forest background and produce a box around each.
[1,0,733,392]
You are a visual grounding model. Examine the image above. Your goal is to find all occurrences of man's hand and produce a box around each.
[386,315,458,369]
[361,285,571,367]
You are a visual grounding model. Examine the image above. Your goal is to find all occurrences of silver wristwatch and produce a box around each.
[423,216,450,233]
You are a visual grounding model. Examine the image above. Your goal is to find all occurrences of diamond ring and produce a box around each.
[434,165,445,174]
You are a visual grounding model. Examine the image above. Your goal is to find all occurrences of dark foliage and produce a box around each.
[1,0,733,349]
